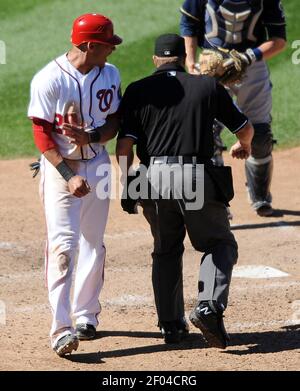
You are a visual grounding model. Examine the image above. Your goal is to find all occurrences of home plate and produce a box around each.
[233,265,289,278]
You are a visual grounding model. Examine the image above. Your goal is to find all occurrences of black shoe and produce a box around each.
[174,317,190,340]
[53,334,79,357]
[189,300,229,349]
[159,321,180,344]
[75,323,96,340]
[159,317,189,344]
[256,204,274,217]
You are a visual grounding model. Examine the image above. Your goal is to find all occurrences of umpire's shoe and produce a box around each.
[76,324,96,340]
[53,334,79,357]
[189,300,229,349]
[159,317,189,344]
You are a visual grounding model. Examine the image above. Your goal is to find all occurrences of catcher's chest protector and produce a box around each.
[205,0,263,45]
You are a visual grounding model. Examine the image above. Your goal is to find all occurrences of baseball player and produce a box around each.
[28,13,122,357]
[180,0,287,216]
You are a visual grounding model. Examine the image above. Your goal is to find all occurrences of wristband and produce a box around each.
[88,129,102,143]
[252,47,263,61]
[246,48,263,63]
[56,160,75,182]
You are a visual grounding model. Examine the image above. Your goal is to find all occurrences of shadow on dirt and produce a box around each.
[231,219,300,231]
[66,325,300,363]
[223,325,300,355]
[272,209,300,217]
[67,331,206,364]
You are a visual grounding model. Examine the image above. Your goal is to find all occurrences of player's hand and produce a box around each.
[68,175,91,197]
[230,141,251,160]
[62,123,89,146]
[186,59,200,75]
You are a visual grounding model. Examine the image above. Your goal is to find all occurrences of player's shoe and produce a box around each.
[246,184,273,217]
[75,323,96,340]
[159,317,189,344]
[189,300,229,349]
[53,334,79,357]
[256,203,274,217]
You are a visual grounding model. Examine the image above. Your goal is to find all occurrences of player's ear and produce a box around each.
[153,55,158,67]
[87,42,97,52]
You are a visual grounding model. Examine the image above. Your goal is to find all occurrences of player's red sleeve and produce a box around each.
[31,117,57,153]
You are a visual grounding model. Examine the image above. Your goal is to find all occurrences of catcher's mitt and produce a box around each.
[198,47,252,86]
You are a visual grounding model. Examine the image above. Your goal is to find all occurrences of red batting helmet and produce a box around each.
[71,13,123,46]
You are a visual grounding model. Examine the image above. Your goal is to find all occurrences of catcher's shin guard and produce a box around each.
[245,156,273,209]
[245,123,274,210]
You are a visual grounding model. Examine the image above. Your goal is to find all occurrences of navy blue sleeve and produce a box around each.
[180,0,206,39]
[215,84,248,134]
[262,0,287,40]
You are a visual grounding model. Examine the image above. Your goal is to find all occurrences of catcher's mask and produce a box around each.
[71,13,122,46]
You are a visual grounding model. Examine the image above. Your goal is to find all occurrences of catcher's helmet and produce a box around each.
[71,13,122,46]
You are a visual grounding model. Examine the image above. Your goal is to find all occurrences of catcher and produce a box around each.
[180,0,287,217]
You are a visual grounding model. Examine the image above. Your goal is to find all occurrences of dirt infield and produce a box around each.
[0,149,299,371]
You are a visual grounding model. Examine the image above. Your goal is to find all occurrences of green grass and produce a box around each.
[0,0,299,158]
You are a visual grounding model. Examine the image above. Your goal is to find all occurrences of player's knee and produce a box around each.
[251,123,273,159]
[57,253,71,274]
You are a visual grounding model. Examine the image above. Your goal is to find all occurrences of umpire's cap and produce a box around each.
[71,13,123,46]
[154,34,186,57]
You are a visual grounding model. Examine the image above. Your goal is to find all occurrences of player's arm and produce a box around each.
[180,0,204,74]
[31,118,90,197]
[241,0,286,64]
[215,83,254,159]
[183,36,199,74]
[256,38,286,60]
[62,111,120,145]
[257,0,287,60]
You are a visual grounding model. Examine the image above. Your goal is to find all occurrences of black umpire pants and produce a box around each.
[141,164,238,322]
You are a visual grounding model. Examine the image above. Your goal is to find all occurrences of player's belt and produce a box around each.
[150,156,210,164]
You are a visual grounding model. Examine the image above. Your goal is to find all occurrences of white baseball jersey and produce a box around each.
[28,53,121,160]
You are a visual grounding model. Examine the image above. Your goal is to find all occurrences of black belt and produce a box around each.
[150,156,210,165]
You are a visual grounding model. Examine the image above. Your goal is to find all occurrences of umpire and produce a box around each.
[116,34,254,349]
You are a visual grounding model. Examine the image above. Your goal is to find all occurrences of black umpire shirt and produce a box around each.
[118,63,248,164]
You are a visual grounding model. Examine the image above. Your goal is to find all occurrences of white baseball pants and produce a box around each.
[39,150,110,347]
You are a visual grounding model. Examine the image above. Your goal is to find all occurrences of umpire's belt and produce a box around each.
[150,156,210,165]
